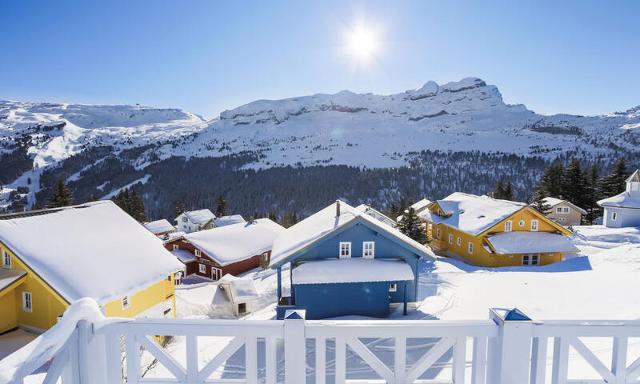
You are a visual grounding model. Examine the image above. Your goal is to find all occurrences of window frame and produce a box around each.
[362,241,375,259]
[467,242,474,254]
[22,291,32,312]
[504,220,513,232]
[199,263,206,274]
[121,295,130,310]
[339,242,352,259]
[612,211,618,221]
[195,249,201,257]
[448,233,453,245]
[531,220,539,232]
[456,237,462,246]
[389,283,397,292]
[172,244,179,251]
[2,250,10,269]
[518,220,525,227]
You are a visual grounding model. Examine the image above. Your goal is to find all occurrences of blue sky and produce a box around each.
[1,1,638,118]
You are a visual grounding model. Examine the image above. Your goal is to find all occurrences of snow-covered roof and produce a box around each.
[0,269,26,292]
[143,219,176,235]
[355,204,396,227]
[185,219,285,266]
[486,232,579,254]
[419,193,526,236]
[172,249,197,263]
[180,209,216,225]
[0,201,183,305]
[270,200,433,266]
[292,258,414,284]
[542,197,587,215]
[162,231,186,243]
[214,215,246,227]
[218,274,259,303]
[598,192,640,209]
[410,198,432,212]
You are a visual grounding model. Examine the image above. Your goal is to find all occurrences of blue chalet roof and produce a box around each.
[270,200,434,268]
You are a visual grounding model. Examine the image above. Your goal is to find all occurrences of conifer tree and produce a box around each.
[493,180,505,199]
[585,164,602,224]
[503,181,513,200]
[600,158,629,197]
[398,207,426,244]
[215,195,227,217]
[47,179,74,208]
[113,188,147,222]
[561,158,588,209]
[531,188,551,214]
[174,200,186,217]
[538,161,565,198]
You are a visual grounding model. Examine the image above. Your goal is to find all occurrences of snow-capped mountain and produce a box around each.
[175,77,639,168]
[1,77,638,214]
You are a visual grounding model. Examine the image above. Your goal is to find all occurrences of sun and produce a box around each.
[346,25,378,61]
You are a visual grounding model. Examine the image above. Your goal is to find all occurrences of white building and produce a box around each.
[143,219,177,236]
[175,209,216,233]
[598,169,640,228]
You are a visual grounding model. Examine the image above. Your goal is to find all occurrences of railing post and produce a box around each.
[78,320,109,384]
[284,309,306,384]
[487,308,534,384]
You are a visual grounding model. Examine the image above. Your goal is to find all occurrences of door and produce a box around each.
[211,267,222,280]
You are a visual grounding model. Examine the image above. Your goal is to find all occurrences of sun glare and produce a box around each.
[346,25,378,61]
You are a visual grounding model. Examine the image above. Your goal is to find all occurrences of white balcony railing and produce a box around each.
[2,299,640,384]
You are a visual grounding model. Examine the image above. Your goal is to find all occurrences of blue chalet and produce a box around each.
[270,200,434,319]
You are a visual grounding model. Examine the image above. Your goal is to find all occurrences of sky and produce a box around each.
[0,1,638,119]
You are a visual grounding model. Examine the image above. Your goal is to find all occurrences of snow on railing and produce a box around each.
[0,298,105,384]
[3,304,640,384]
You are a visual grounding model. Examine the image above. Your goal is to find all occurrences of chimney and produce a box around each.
[336,200,341,217]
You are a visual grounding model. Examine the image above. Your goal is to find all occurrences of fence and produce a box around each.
[3,303,640,384]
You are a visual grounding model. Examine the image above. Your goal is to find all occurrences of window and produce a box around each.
[238,303,247,314]
[362,241,375,258]
[456,237,462,246]
[556,207,569,214]
[121,296,129,310]
[519,220,525,227]
[199,263,206,273]
[531,220,539,231]
[468,242,473,254]
[522,254,540,266]
[339,242,352,258]
[389,283,397,292]
[2,250,10,269]
[556,207,563,213]
[172,244,179,251]
[182,217,188,223]
[436,228,441,239]
[195,249,201,257]
[448,234,453,244]
[22,292,32,312]
[612,212,618,221]
[505,220,512,232]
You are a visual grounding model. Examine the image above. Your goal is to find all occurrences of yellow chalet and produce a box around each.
[0,201,183,334]
[419,192,578,267]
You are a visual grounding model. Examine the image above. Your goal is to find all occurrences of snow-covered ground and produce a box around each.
[136,225,640,382]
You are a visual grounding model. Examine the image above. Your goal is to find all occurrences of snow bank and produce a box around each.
[0,298,104,384]
[293,258,414,284]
